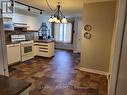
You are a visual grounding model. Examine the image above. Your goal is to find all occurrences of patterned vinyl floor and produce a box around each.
[9,50,108,95]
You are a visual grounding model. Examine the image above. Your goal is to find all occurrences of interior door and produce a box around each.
[115,16,127,95]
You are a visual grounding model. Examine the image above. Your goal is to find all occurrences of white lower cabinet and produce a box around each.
[34,42,54,57]
[6,42,54,65]
[6,44,21,65]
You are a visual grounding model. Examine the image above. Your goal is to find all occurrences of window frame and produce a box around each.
[53,21,74,44]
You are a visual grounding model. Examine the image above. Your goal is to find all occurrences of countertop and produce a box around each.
[0,75,31,95]
[6,39,55,45]
[6,42,20,45]
[34,39,55,43]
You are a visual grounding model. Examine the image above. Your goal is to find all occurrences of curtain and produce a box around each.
[54,23,72,43]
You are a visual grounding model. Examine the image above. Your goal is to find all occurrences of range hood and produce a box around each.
[13,23,29,28]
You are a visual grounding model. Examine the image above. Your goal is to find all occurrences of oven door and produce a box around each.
[21,44,33,56]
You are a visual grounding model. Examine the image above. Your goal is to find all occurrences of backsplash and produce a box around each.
[5,30,37,43]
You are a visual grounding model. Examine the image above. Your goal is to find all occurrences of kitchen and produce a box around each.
[0,1,56,94]
[4,18,54,65]
[3,0,82,65]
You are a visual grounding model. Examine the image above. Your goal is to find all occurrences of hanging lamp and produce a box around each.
[48,2,67,24]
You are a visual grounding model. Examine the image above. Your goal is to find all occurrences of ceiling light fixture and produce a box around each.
[40,10,42,14]
[10,0,44,14]
[28,6,30,11]
[11,0,14,7]
[48,2,67,24]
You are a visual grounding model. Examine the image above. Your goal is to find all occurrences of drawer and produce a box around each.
[38,46,48,49]
[38,49,48,52]
[37,46,48,52]
[37,46,48,49]
[38,50,49,57]
[34,43,48,46]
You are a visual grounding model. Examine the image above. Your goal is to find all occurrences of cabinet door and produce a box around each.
[7,44,21,64]
[48,42,54,57]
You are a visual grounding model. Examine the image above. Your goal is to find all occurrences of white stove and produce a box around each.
[11,35,34,61]
[20,40,34,61]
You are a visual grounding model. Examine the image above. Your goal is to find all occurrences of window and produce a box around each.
[1,1,13,14]
[54,23,72,43]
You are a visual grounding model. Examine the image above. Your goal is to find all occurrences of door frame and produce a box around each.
[0,8,8,76]
[109,0,127,95]
[115,14,127,95]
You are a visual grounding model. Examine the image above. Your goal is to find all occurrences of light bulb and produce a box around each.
[62,17,67,24]
[53,17,58,22]
[56,19,60,23]
[40,10,42,14]
[48,17,53,22]
[28,6,31,11]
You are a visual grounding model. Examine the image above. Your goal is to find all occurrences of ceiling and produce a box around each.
[15,0,115,17]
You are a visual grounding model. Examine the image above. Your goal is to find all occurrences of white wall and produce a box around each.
[13,13,51,32]
[11,8,51,32]
[3,8,52,41]
[73,17,82,52]
[13,13,38,30]
[80,1,116,72]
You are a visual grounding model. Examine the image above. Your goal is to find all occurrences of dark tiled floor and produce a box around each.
[9,50,108,95]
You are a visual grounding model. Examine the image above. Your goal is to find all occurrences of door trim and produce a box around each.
[109,0,127,95]
[0,8,8,76]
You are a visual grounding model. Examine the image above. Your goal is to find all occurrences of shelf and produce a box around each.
[3,17,12,19]
[4,30,14,32]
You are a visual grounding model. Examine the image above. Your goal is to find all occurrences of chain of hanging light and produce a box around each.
[48,2,67,24]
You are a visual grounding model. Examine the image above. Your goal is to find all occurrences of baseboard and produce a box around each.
[77,66,111,95]
[73,50,80,53]
[55,48,73,51]
[77,66,110,76]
